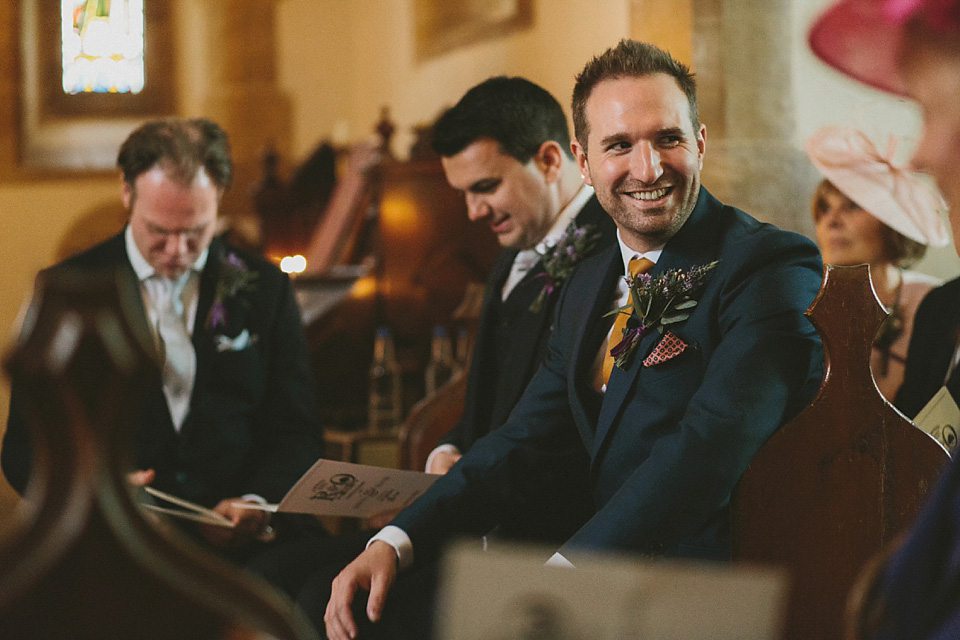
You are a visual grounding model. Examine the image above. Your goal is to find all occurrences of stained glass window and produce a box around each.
[61,0,145,94]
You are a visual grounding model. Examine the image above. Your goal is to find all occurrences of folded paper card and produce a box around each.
[233,459,440,518]
[437,542,787,640]
[913,386,959,454]
[139,486,235,528]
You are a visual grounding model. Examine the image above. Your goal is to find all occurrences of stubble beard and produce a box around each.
[600,181,699,250]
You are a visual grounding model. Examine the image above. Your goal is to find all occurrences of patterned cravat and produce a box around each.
[154,273,196,431]
[602,257,655,385]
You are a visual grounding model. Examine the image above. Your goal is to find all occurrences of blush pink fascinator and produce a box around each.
[806,124,949,246]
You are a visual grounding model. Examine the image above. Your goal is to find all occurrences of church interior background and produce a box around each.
[1,0,957,519]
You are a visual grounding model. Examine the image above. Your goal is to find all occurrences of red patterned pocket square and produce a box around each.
[643,330,689,367]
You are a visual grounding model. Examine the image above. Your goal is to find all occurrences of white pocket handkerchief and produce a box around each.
[215,329,257,352]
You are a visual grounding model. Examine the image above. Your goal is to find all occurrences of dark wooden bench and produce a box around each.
[731,264,949,640]
[0,269,317,640]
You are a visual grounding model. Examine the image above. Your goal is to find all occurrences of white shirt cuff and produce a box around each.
[240,494,273,539]
[424,444,460,473]
[368,525,414,571]
[545,552,575,568]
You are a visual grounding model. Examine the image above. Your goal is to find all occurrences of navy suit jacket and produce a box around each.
[2,232,324,508]
[391,188,824,562]
[894,275,960,418]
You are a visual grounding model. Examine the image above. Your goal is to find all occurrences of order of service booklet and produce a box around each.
[913,385,959,454]
[237,459,441,518]
[137,460,439,525]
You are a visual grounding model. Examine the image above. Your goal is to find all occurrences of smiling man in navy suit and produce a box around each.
[324,40,824,640]
[2,118,324,561]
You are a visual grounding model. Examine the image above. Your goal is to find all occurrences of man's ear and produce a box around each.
[697,124,707,170]
[120,176,134,210]
[570,138,592,187]
[533,140,564,183]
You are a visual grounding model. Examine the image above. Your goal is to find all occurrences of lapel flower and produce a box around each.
[205,252,258,331]
[607,260,718,370]
[529,222,602,312]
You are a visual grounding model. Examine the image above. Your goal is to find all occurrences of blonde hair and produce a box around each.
[812,179,927,267]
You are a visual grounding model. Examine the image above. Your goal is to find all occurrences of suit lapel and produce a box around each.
[187,237,224,429]
[593,188,722,450]
[571,245,622,415]
[500,200,610,407]
[97,232,155,352]
[102,230,176,435]
[470,248,516,378]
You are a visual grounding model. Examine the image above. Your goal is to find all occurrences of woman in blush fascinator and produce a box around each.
[806,124,948,401]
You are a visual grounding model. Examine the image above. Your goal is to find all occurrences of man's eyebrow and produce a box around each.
[598,133,629,147]
[146,221,209,234]
[598,127,688,147]
[466,177,500,192]
[658,127,687,138]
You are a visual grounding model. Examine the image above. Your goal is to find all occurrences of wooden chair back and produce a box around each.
[396,369,468,472]
[731,264,949,640]
[0,269,317,639]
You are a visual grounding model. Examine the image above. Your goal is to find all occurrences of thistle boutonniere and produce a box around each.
[205,252,258,331]
[529,222,602,312]
[606,260,718,369]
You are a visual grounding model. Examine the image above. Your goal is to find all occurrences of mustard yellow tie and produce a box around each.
[602,257,655,385]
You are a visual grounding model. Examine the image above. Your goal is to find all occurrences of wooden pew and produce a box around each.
[396,369,468,472]
[731,264,949,640]
[0,270,316,639]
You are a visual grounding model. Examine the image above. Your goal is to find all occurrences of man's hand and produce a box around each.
[364,507,402,530]
[127,468,156,487]
[324,541,398,640]
[427,450,461,475]
[198,498,269,548]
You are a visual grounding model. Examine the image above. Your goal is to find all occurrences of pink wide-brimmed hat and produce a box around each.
[806,124,950,246]
[809,0,960,96]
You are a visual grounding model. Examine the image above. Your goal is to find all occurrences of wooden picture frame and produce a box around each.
[17,0,175,172]
[414,0,533,60]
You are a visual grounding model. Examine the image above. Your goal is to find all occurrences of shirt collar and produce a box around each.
[124,224,210,281]
[534,184,595,253]
[616,228,663,275]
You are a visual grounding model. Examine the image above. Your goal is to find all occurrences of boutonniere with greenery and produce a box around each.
[205,252,258,330]
[529,222,602,312]
[607,260,718,369]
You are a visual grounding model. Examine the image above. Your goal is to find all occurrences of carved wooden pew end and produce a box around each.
[0,269,317,640]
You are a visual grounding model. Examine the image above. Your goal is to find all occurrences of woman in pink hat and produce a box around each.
[806,124,948,401]
[810,1,960,638]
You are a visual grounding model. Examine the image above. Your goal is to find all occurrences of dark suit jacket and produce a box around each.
[2,232,324,508]
[392,188,824,562]
[435,195,616,543]
[894,276,960,419]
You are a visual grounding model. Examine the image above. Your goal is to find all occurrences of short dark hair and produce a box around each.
[572,40,699,147]
[431,76,572,163]
[117,117,233,191]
